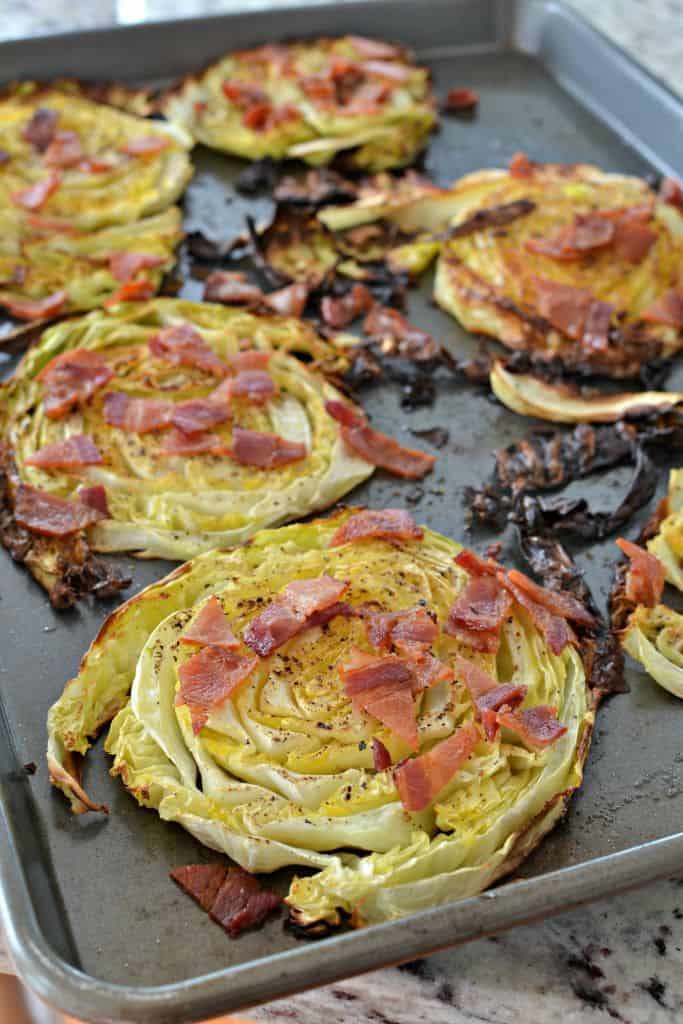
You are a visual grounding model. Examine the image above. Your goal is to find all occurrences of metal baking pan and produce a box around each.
[1,2,682,1021]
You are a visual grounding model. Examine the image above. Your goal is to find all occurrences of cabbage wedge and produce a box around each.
[622,604,683,699]
[48,511,594,928]
[647,469,683,592]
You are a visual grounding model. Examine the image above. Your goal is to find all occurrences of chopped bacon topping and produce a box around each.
[170,863,228,912]
[340,648,414,697]
[362,59,410,83]
[363,305,438,360]
[356,680,418,749]
[348,36,402,59]
[532,276,613,351]
[641,288,683,327]
[230,426,306,469]
[443,620,502,654]
[242,102,273,130]
[454,549,500,576]
[148,323,227,377]
[454,656,527,740]
[321,284,374,329]
[365,606,437,652]
[121,136,170,156]
[244,575,349,656]
[11,171,61,211]
[372,736,393,771]
[77,484,110,517]
[659,176,683,211]
[176,646,258,732]
[324,398,365,429]
[180,595,239,650]
[43,130,84,168]
[615,537,665,608]
[39,348,113,420]
[503,575,573,656]
[612,220,657,263]
[228,350,272,372]
[14,483,104,537]
[408,651,454,693]
[104,278,156,305]
[203,271,264,306]
[22,108,58,151]
[263,282,309,317]
[526,213,615,260]
[2,290,67,322]
[497,705,567,749]
[442,88,479,113]
[26,434,102,471]
[228,369,277,405]
[160,428,226,456]
[509,152,535,178]
[393,722,479,811]
[171,399,231,435]
[506,569,596,627]
[209,866,282,938]
[109,251,167,282]
[103,392,173,433]
[447,575,513,633]
[221,80,268,107]
[329,508,423,547]
[340,422,436,479]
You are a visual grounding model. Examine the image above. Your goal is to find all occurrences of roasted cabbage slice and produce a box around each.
[622,604,683,699]
[162,37,436,171]
[48,511,593,927]
[648,469,683,592]
[433,161,683,377]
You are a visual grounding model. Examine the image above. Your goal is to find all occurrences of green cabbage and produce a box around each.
[648,469,683,592]
[622,604,683,699]
[48,512,592,926]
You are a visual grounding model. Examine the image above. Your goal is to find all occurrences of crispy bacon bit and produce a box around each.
[612,220,657,263]
[348,36,402,59]
[77,484,109,517]
[228,369,277,405]
[357,681,418,749]
[321,284,374,329]
[22,108,58,151]
[506,569,597,627]
[2,290,67,322]
[615,537,665,608]
[221,80,268,107]
[43,130,84,168]
[170,863,228,912]
[526,213,615,260]
[103,392,173,433]
[209,866,282,937]
[26,434,102,471]
[104,278,156,305]
[509,152,535,178]
[149,323,227,377]
[244,575,348,656]
[497,705,567,749]
[341,422,436,479]
[372,736,392,770]
[362,59,410,83]
[454,655,499,701]
[109,251,167,282]
[11,171,61,211]
[444,620,502,653]
[659,176,683,210]
[176,646,258,732]
[230,426,306,469]
[532,277,613,350]
[301,75,336,106]
[442,88,479,113]
[263,282,309,317]
[121,136,170,156]
[447,575,513,633]
[14,483,104,537]
[363,305,438,360]
[408,651,454,693]
[393,722,479,811]
[324,399,365,429]
[330,508,423,547]
[242,102,274,130]
[340,649,415,697]
[228,350,272,372]
[455,655,526,740]
[365,606,438,653]
[181,595,239,650]
[504,575,573,656]
[77,158,114,174]
[39,348,113,420]
[161,428,226,456]
[171,399,231,435]
[641,288,683,327]
[203,271,264,306]
[454,548,500,576]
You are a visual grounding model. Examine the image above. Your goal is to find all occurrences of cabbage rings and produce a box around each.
[47,511,592,927]
[622,604,683,699]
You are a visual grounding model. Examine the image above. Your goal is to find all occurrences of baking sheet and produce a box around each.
[1,2,682,1021]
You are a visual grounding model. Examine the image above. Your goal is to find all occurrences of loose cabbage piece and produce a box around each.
[647,469,683,593]
[162,37,436,171]
[47,511,593,928]
[489,361,683,424]
[622,604,683,699]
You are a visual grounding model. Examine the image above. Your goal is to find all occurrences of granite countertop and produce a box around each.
[1,1,682,1022]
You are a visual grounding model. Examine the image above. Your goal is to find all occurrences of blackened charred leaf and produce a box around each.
[235,158,279,196]
[274,168,358,207]
[249,209,339,288]
[439,199,535,240]
[410,427,450,449]
[581,627,627,696]
[186,231,240,262]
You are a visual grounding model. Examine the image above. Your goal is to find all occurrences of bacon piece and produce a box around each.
[321,284,374,329]
[43,130,84,168]
[78,484,110,517]
[582,299,614,352]
[641,288,683,327]
[104,278,156,305]
[121,136,170,156]
[230,426,306,469]
[228,350,272,372]
[329,508,423,547]
[228,369,277,405]
[509,152,535,178]
[340,422,436,479]
[532,277,613,349]
[362,59,410,83]
[365,606,437,652]
[22,108,58,151]
[454,548,500,576]
[615,537,665,608]
[160,428,226,456]
[612,220,657,263]
[348,36,402,59]
[263,282,309,317]
[301,75,336,106]
[357,681,418,749]
[171,399,231,435]
[340,649,414,697]
[221,80,268,107]
[77,158,114,174]
[243,575,348,656]
[242,102,274,130]
[148,323,227,377]
[14,483,104,537]
[454,655,499,701]
[372,736,392,771]
[176,646,258,732]
[209,867,282,938]
[363,305,437,360]
[306,601,356,629]
[324,398,365,429]
[2,290,67,322]
[503,576,572,656]
[109,251,167,282]
[442,88,479,113]
[497,705,567,749]
[11,171,61,211]
[203,271,264,306]
[393,722,479,811]
[181,595,239,650]
[506,569,596,627]
[476,683,528,740]
[526,214,615,260]
[39,348,113,420]
[443,620,501,653]
[407,651,454,693]
[103,392,173,433]
[659,176,683,211]
[26,434,103,471]
[170,863,227,912]
[346,81,392,112]
[447,575,513,632]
